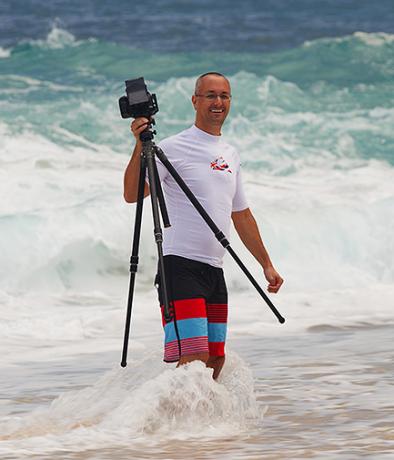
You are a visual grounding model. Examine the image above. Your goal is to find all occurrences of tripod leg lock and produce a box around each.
[154,231,163,243]
[163,301,174,323]
[129,255,139,273]
[164,312,173,323]
[215,231,230,248]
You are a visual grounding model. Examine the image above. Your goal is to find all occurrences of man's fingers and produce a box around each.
[134,123,148,134]
[268,276,281,286]
[133,116,149,126]
[268,283,281,293]
[267,276,283,293]
[130,117,150,135]
[131,122,148,132]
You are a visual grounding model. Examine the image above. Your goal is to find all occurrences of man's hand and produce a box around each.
[264,266,284,293]
[130,117,150,142]
[124,117,151,203]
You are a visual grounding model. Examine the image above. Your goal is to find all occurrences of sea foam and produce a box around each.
[0,352,260,454]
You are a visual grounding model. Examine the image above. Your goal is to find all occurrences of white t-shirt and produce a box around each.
[148,125,248,267]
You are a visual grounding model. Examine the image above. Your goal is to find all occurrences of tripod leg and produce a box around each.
[154,159,170,228]
[144,144,173,324]
[121,155,147,367]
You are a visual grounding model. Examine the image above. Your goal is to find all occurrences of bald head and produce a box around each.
[191,72,232,135]
[194,72,230,95]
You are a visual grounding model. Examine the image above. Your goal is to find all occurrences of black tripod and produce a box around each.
[120,125,285,367]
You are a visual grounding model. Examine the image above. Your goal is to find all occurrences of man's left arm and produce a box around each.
[231,208,284,293]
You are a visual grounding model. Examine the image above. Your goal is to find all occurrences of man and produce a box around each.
[124,72,283,379]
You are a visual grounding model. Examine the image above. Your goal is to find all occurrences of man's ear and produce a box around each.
[191,95,197,110]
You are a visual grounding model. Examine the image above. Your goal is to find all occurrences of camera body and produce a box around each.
[119,77,159,119]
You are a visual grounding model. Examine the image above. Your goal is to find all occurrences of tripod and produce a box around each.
[120,125,285,367]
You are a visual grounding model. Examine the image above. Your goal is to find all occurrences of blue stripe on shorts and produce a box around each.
[208,322,227,342]
[164,317,208,344]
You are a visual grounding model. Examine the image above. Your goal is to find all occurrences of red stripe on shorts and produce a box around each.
[161,298,207,325]
[181,336,209,355]
[164,337,209,362]
[208,341,225,356]
[164,340,180,362]
[206,303,227,323]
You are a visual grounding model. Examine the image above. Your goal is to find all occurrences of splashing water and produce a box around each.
[0,352,261,455]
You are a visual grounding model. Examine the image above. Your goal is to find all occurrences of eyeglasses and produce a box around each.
[195,93,232,101]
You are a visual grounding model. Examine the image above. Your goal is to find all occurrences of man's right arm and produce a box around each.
[123,117,151,203]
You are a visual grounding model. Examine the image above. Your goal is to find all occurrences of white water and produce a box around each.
[1,121,393,296]
[1,92,394,457]
[0,353,259,454]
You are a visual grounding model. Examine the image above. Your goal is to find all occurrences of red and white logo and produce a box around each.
[210,157,232,173]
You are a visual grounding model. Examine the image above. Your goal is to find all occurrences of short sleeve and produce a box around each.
[232,165,248,212]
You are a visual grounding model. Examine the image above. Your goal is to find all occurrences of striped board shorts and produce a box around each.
[155,255,228,363]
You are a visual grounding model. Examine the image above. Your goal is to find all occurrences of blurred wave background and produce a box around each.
[1,2,394,457]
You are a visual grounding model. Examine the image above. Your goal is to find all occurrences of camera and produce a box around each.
[118,77,159,119]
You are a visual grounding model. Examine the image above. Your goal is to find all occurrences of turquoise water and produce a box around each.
[1,10,394,459]
[0,26,393,293]
[1,28,393,166]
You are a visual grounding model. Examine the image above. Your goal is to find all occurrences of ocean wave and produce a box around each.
[0,110,393,295]
[26,25,97,50]
[0,26,99,67]
[353,31,394,46]
[1,29,393,85]
[6,28,394,56]
[303,31,394,48]
[0,353,259,451]
[0,74,84,96]
[0,46,11,58]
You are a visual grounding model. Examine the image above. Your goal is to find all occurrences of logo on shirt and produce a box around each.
[210,157,232,173]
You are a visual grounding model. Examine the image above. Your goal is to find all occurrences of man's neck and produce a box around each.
[194,122,221,136]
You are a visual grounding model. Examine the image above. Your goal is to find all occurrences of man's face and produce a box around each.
[192,75,231,133]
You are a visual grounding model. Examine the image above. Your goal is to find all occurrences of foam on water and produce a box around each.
[304,31,394,47]
[0,352,260,455]
[0,30,393,333]
[0,113,393,332]
[16,26,96,51]
[0,47,10,58]
[1,20,394,457]
[34,26,81,50]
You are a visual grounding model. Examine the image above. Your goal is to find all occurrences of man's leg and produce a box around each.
[205,267,228,380]
[206,302,227,380]
[206,355,225,380]
[177,352,222,379]
[177,352,209,366]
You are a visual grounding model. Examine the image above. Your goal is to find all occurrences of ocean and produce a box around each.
[1,1,394,458]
